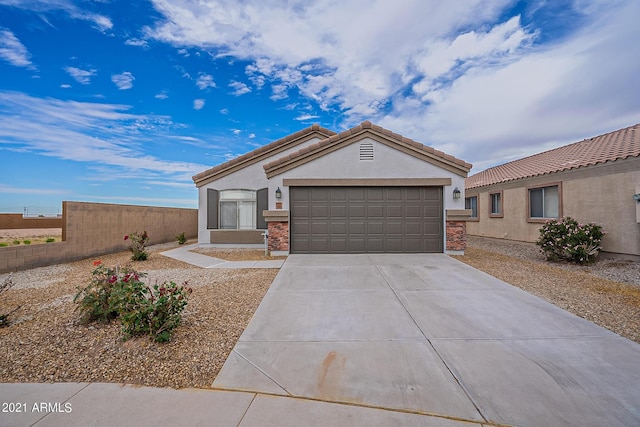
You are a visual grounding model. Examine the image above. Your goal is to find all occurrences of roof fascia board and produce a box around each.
[265,128,470,178]
[194,129,333,187]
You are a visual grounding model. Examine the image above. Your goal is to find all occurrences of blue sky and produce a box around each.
[1,0,639,215]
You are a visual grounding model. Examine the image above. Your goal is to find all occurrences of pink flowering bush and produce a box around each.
[73,261,143,323]
[536,217,605,264]
[74,261,191,342]
[125,231,149,261]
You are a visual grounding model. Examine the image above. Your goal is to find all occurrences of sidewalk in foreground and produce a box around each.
[0,382,481,426]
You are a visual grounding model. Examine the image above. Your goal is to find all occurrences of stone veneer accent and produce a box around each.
[446,220,467,252]
[267,221,289,252]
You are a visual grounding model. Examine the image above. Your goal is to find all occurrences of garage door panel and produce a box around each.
[310,238,329,252]
[367,205,384,218]
[387,205,403,217]
[290,186,443,254]
[386,238,403,252]
[367,188,384,201]
[387,222,403,235]
[405,205,422,218]
[350,221,365,234]
[348,188,366,201]
[311,205,329,217]
[331,221,347,234]
[331,205,347,217]
[367,221,384,234]
[311,221,329,234]
[349,205,366,217]
[367,238,385,252]
[310,188,329,201]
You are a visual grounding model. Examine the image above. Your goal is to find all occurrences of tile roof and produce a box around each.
[466,123,640,189]
[263,120,472,176]
[192,124,336,186]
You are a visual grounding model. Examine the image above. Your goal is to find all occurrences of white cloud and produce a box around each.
[193,99,205,110]
[219,108,229,114]
[231,129,241,135]
[65,66,97,85]
[155,90,169,99]
[140,0,640,171]
[294,114,319,121]
[0,91,207,182]
[228,80,251,96]
[0,28,35,69]
[111,72,135,90]
[125,38,148,47]
[196,73,216,89]
[1,0,112,32]
[248,133,255,139]
[60,84,71,89]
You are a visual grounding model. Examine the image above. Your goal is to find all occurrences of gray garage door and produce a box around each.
[290,186,443,253]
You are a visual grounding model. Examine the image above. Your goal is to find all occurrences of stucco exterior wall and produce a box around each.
[268,138,467,212]
[466,157,640,257]
[196,136,325,243]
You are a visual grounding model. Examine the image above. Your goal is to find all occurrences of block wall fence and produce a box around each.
[0,214,63,229]
[0,201,197,273]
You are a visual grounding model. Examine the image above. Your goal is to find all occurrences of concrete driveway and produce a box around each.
[214,254,640,426]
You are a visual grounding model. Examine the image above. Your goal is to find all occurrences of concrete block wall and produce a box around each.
[0,201,197,273]
[0,214,63,229]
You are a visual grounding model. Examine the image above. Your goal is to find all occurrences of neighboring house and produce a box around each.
[193,121,473,254]
[465,123,640,259]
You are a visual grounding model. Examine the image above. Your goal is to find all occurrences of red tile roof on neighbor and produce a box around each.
[192,124,336,185]
[263,120,472,175]
[466,123,640,189]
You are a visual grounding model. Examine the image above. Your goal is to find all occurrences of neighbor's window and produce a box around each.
[490,192,502,216]
[529,185,559,219]
[465,196,478,218]
[219,189,256,229]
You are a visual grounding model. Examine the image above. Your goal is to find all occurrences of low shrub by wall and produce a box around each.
[0,214,62,229]
[0,201,197,273]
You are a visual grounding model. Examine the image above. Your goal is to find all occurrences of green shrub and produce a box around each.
[124,231,149,261]
[46,238,55,243]
[23,240,31,245]
[0,243,7,247]
[176,232,187,245]
[73,261,138,324]
[12,240,20,245]
[74,261,191,342]
[111,279,192,343]
[536,217,605,264]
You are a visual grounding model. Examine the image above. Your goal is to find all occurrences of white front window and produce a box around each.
[219,190,256,229]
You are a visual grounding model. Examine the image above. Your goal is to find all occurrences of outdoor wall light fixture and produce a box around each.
[275,187,282,199]
[452,187,461,200]
[633,193,640,203]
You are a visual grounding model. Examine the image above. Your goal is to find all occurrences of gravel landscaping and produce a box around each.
[1,234,638,390]
[0,241,277,389]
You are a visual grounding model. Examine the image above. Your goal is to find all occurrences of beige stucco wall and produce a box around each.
[466,157,640,257]
[0,201,197,273]
[269,137,467,212]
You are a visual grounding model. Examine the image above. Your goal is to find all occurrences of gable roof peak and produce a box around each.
[264,120,472,177]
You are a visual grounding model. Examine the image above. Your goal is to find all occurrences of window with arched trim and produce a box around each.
[359,141,374,160]
[219,189,256,229]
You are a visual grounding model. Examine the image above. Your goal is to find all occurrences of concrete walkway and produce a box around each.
[160,243,285,269]
[2,254,639,426]
[214,254,640,426]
